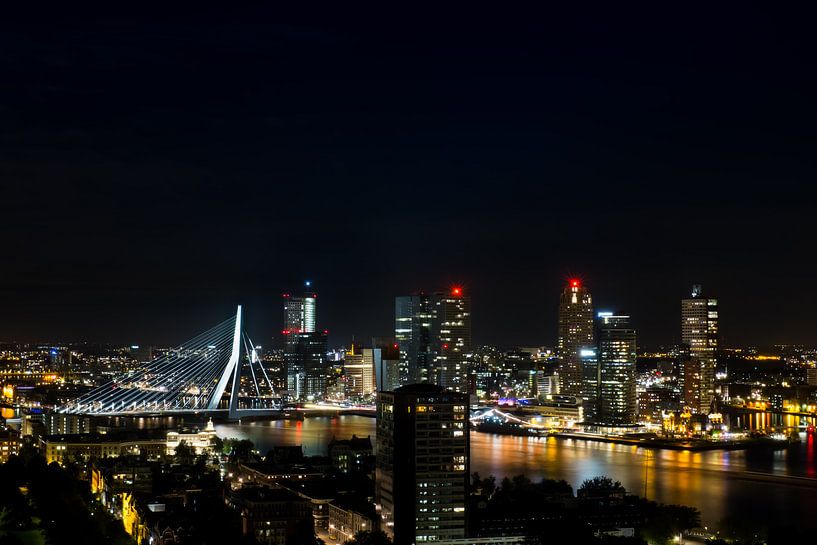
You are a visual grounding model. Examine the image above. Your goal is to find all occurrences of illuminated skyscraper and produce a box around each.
[432,287,471,393]
[283,283,326,400]
[395,293,434,384]
[283,285,317,334]
[344,344,376,399]
[557,279,595,397]
[394,288,472,393]
[681,284,718,413]
[376,384,469,545]
[580,347,599,422]
[596,313,637,425]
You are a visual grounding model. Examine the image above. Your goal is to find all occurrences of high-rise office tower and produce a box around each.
[344,344,376,399]
[395,288,472,393]
[376,384,469,545]
[681,284,718,413]
[596,313,637,425]
[395,293,435,384]
[579,347,599,423]
[557,279,595,397]
[372,337,401,392]
[283,286,316,334]
[283,283,326,400]
[432,287,471,393]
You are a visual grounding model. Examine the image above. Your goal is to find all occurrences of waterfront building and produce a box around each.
[637,386,678,423]
[344,345,376,399]
[40,433,166,464]
[557,279,594,397]
[681,285,718,413]
[580,348,599,422]
[597,313,637,425]
[283,284,327,400]
[376,384,469,545]
[534,371,560,397]
[42,413,94,435]
[328,435,373,473]
[165,418,218,455]
[536,394,582,423]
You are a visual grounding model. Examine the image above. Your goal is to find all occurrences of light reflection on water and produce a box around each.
[213,415,817,529]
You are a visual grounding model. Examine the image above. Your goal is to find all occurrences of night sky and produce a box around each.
[2,5,816,348]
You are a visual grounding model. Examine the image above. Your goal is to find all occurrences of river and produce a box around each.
[212,415,817,531]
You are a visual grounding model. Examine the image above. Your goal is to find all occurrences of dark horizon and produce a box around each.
[2,5,816,348]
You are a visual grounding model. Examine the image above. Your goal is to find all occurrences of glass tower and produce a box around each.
[597,313,637,425]
[681,284,718,413]
[557,279,595,397]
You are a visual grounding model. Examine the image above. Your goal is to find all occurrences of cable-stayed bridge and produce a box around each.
[60,306,280,419]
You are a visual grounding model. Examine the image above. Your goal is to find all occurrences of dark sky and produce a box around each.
[2,5,816,349]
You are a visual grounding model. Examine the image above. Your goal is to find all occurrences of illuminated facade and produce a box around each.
[395,288,472,393]
[166,418,218,455]
[432,288,472,393]
[0,430,20,463]
[580,348,599,422]
[681,285,718,413]
[597,313,637,425]
[283,285,327,400]
[328,500,375,542]
[376,384,469,545]
[344,345,376,399]
[557,279,595,397]
[395,293,435,384]
[40,433,166,464]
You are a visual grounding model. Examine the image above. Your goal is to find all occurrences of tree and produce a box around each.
[639,503,701,545]
[211,435,224,455]
[579,476,623,492]
[345,530,392,545]
[175,440,195,461]
[230,439,255,462]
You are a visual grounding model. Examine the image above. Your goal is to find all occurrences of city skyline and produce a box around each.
[3,5,817,544]
[0,279,789,350]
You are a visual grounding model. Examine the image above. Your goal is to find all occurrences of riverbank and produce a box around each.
[551,431,790,451]
[474,420,790,451]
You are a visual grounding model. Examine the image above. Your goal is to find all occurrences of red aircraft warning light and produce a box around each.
[569,279,581,288]
[451,286,463,296]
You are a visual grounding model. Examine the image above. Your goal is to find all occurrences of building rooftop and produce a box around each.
[328,434,372,450]
[232,486,302,503]
[393,383,447,394]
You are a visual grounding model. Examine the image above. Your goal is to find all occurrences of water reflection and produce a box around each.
[214,415,817,529]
